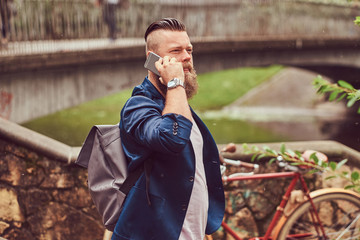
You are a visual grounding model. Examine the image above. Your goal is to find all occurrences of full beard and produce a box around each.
[183,63,198,99]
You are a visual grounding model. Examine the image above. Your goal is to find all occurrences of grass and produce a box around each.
[22,65,283,146]
[190,65,283,111]
[22,88,134,146]
[203,118,287,144]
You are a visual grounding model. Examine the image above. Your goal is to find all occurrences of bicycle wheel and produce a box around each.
[274,188,360,240]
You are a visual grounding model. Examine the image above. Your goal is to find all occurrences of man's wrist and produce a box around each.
[167,78,185,90]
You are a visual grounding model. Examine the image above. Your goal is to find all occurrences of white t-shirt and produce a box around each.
[178,120,209,240]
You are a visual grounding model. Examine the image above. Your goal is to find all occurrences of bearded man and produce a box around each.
[111,18,225,240]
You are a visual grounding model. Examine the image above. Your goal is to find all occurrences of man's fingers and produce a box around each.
[162,56,170,63]
[154,55,183,84]
[162,56,177,65]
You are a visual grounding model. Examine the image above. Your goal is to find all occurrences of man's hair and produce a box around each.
[144,18,186,41]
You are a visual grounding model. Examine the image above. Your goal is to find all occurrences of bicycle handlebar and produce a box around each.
[220,143,329,181]
[220,143,328,170]
[219,143,259,174]
[223,158,259,169]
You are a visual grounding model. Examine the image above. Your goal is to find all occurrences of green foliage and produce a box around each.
[355,16,360,27]
[312,17,360,113]
[313,76,360,113]
[242,143,360,193]
[297,16,360,192]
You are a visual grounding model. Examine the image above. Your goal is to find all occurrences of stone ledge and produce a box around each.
[0,117,80,164]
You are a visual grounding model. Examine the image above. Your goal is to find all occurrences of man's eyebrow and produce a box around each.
[168,43,193,48]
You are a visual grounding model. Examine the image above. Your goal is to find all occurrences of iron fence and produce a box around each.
[5,0,107,41]
[0,0,359,55]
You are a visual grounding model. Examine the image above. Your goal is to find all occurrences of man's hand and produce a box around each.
[155,56,192,120]
[155,56,185,85]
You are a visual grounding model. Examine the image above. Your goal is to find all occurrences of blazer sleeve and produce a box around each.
[120,96,193,154]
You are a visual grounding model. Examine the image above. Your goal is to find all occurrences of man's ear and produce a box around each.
[146,51,152,58]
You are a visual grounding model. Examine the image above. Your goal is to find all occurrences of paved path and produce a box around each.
[203,67,346,122]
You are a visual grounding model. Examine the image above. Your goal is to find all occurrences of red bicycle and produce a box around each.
[207,144,360,240]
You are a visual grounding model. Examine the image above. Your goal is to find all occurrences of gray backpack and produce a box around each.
[76,125,144,231]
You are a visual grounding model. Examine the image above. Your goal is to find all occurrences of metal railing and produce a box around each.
[4,0,107,41]
[1,0,359,56]
[1,0,359,41]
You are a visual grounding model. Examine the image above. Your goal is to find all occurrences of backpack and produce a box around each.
[75,125,144,231]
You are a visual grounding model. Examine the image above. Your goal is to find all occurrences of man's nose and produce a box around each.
[180,50,191,62]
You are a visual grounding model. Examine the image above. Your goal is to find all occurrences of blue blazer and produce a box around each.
[112,77,225,240]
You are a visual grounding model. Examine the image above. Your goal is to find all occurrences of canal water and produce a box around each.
[202,67,360,152]
[202,110,360,152]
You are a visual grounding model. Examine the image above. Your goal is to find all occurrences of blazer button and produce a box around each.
[173,123,178,133]
[189,176,194,182]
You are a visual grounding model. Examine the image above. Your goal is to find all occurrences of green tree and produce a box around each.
[312,17,360,113]
[355,16,360,26]
[313,76,360,113]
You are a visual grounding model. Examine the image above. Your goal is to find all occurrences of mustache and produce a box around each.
[183,62,193,71]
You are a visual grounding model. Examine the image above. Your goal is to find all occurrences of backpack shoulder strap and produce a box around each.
[119,159,153,206]
[119,166,143,195]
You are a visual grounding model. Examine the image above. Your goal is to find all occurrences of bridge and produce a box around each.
[1,0,360,124]
[2,37,360,123]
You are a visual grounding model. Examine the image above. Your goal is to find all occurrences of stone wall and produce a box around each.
[0,138,104,240]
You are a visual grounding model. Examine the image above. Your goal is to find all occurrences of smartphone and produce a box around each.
[144,52,161,76]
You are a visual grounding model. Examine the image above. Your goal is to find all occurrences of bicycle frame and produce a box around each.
[221,171,326,240]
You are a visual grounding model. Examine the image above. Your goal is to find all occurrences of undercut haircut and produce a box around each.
[144,18,186,42]
[145,18,186,52]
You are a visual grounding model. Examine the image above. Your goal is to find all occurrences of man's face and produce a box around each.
[147,30,198,99]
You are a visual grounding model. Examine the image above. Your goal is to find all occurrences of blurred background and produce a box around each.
[1,0,360,239]
[1,0,359,150]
